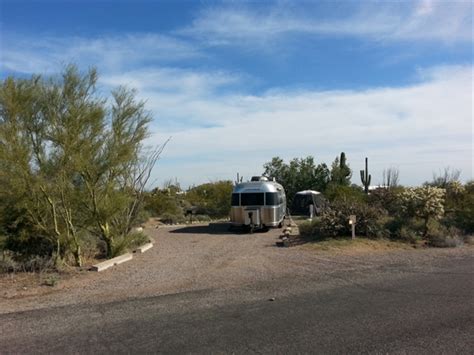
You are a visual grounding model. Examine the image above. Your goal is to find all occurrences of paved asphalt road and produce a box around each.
[1,254,473,354]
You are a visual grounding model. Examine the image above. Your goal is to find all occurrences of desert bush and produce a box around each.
[299,218,322,239]
[22,255,56,272]
[144,189,183,217]
[397,186,445,237]
[1,252,55,273]
[5,229,55,260]
[109,231,150,258]
[0,253,20,273]
[42,273,60,287]
[193,214,211,222]
[385,215,430,243]
[424,220,463,248]
[444,181,474,233]
[368,187,404,215]
[134,208,151,226]
[159,212,187,225]
[324,184,366,203]
[463,235,474,245]
[185,181,233,218]
[76,232,101,261]
[331,201,388,238]
[428,234,463,248]
[398,226,421,244]
[300,201,388,239]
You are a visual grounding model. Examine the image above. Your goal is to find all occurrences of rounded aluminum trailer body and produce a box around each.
[230,180,286,229]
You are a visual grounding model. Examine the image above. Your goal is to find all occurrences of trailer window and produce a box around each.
[265,192,279,205]
[231,193,240,206]
[241,193,264,206]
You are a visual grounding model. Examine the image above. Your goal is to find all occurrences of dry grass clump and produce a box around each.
[303,238,412,254]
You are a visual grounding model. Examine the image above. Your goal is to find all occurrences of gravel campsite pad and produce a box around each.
[1,222,472,314]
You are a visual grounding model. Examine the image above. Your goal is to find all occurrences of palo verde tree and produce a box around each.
[0,65,163,265]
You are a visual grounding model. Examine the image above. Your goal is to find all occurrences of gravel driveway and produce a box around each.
[1,222,472,314]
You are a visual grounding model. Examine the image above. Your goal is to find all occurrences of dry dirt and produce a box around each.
[1,222,472,314]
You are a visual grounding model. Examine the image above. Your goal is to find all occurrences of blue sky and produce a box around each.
[1,0,472,188]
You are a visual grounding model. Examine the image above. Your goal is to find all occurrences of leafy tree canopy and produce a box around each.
[263,156,330,204]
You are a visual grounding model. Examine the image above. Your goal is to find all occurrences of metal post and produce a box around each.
[349,215,356,240]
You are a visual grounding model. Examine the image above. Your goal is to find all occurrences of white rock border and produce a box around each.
[133,242,153,254]
[90,240,154,272]
[90,253,133,272]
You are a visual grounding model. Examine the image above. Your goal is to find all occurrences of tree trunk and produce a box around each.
[72,244,82,267]
[54,238,61,267]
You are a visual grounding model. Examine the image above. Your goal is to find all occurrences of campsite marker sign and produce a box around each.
[349,215,356,239]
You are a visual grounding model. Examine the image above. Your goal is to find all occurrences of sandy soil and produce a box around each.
[1,222,472,314]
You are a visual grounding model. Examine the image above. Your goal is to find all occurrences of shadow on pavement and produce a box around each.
[169,223,270,235]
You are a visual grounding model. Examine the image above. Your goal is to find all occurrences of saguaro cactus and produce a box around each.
[339,152,351,184]
[360,157,371,194]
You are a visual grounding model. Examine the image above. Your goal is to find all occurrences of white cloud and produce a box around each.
[100,67,247,130]
[0,29,471,188]
[102,67,242,96]
[144,65,472,187]
[1,33,202,74]
[180,1,472,45]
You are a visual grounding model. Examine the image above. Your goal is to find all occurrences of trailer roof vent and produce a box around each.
[251,176,268,182]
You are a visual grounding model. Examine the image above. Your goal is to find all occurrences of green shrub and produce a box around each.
[159,212,187,225]
[144,190,182,217]
[445,181,474,233]
[332,200,387,238]
[185,181,233,218]
[5,230,55,260]
[324,184,366,203]
[426,220,463,248]
[386,217,425,242]
[463,235,474,245]
[42,273,60,287]
[299,218,324,240]
[193,214,211,222]
[300,201,388,239]
[1,252,55,273]
[368,187,404,215]
[0,253,20,273]
[398,226,421,244]
[397,186,446,237]
[109,231,150,257]
[134,208,151,226]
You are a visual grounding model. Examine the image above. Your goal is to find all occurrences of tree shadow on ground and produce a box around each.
[169,223,270,235]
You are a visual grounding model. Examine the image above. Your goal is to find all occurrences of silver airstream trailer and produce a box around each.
[230,176,286,231]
